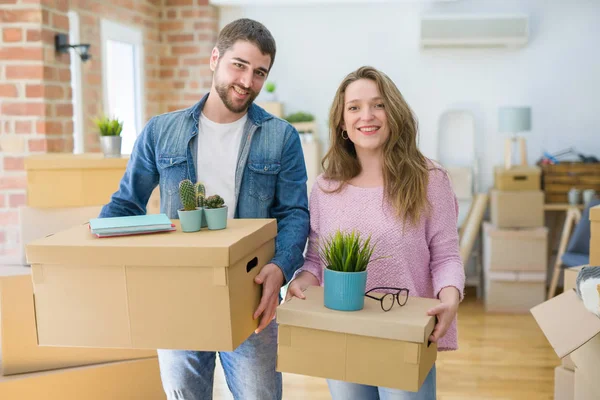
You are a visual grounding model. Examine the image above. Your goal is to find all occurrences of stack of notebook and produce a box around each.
[88,214,175,238]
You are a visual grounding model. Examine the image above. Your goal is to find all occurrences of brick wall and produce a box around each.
[0,0,218,263]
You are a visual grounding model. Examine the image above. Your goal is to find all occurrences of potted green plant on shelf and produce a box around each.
[284,111,316,138]
[93,115,123,158]
[263,81,277,101]
[318,229,382,311]
[177,179,203,232]
[203,194,227,230]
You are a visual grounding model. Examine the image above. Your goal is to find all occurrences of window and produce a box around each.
[68,11,84,154]
[100,19,144,156]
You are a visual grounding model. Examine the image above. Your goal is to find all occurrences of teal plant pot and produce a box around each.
[204,205,228,230]
[177,208,203,232]
[323,268,368,311]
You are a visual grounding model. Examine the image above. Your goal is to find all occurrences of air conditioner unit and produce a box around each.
[420,14,529,48]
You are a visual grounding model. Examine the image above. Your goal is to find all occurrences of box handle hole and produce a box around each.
[513,175,527,181]
[246,257,258,273]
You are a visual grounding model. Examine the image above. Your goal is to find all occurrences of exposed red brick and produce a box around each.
[26,29,41,42]
[9,194,26,208]
[0,84,18,98]
[55,103,73,117]
[3,28,22,42]
[0,210,19,226]
[15,121,33,134]
[0,9,42,23]
[2,103,45,117]
[27,138,47,152]
[0,176,27,190]
[6,65,44,80]
[25,84,44,98]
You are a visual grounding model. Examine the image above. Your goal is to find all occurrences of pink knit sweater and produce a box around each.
[298,166,465,351]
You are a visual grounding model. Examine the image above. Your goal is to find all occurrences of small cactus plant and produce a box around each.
[204,194,225,209]
[179,179,197,211]
[195,182,206,207]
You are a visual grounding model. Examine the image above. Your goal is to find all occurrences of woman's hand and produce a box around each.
[426,286,460,343]
[284,271,320,301]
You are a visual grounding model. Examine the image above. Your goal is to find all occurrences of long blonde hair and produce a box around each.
[322,66,430,226]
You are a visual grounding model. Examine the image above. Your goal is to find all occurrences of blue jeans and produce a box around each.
[157,320,281,400]
[327,365,436,400]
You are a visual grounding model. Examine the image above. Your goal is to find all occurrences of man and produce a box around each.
[99,18,310,400]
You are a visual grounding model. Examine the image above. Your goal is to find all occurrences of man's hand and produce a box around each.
[285,271,320,302]
[426,286,460,343]
[253,263,284,334]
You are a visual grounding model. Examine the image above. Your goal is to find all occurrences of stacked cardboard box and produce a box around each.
[531,289,600,400]
[0,267,165,399]
[485,166,546,313]
[20,154,160,266]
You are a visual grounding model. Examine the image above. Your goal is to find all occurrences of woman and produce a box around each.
[285,66,465,400]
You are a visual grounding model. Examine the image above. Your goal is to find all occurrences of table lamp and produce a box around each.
[499,106,531,169]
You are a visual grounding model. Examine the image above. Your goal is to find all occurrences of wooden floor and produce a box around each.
[213,289,560,400]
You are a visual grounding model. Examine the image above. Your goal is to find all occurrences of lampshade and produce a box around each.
[498,107,531,133]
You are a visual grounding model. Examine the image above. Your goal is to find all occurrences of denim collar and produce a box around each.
[187,93,273,128]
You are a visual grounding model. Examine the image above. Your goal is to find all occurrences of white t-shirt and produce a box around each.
[196,112,248,218]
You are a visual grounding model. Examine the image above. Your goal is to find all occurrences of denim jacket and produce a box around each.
[99,94,310,282]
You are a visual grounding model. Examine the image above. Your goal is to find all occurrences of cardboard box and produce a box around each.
[490,190,544,228]
[18,205,103,266]
[564,266,584,293]
[25,153,128,208]
[590,205,600,266]
[494,165,541,191]
[483,223,548,272]
[25,219,276,351]
[530,289,600,397]
[0,273,156,375]
[574,367,598,400]
[276,286,439,392]
[484,271,546,313]
[256,101,284,118]
[555,365,575,400]
[0,357,165,399]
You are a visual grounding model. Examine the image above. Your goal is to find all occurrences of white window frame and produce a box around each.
[69,11,84,154]
[100,19,145,152]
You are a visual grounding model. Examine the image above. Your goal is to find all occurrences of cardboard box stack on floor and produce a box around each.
[0,266,165,399]
[534,206,600,400]
[25,219,276,352]
[20,154,160,266]
[485,166,547,312]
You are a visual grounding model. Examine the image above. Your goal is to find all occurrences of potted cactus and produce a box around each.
[203,194,227,230]
[177,179,203,232]
[93,115,123,158]
[195,182,207,228]
[318,229,382,311]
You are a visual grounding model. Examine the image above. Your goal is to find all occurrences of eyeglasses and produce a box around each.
[365,287,409,311]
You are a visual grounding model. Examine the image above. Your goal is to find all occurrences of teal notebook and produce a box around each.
[89,214,172,234]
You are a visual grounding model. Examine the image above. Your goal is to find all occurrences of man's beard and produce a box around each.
[215,82,258,114]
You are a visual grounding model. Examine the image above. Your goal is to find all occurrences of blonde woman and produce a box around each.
[286,66,465,399]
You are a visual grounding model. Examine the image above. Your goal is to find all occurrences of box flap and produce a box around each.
[591,205,600,222]
[494,165,541,176]
[276,286,438,343]
[25,219,277,268]
[530,289,600,358]
[24,153,129,170]
[484,222,547,239]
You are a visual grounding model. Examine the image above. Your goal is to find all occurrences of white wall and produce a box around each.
[219,0,600,191]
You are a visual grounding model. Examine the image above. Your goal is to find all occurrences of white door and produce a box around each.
[101,19,144,156]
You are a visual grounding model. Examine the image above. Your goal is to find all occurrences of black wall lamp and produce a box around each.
[55,33,91,62]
